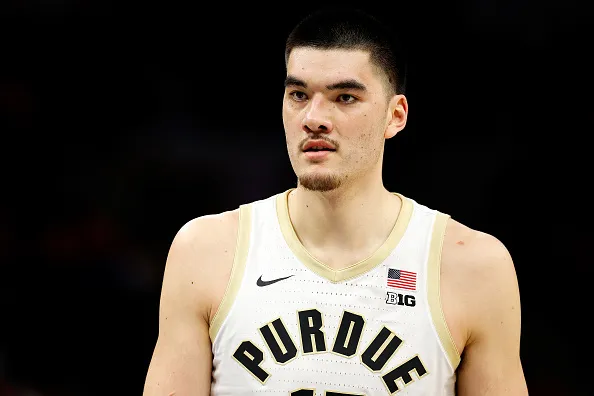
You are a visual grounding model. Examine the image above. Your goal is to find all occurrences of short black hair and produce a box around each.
[285,7,407,95]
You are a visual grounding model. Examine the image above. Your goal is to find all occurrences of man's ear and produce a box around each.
[385,94,408,139]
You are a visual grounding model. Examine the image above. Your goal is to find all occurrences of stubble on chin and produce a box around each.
[298,172,342,192]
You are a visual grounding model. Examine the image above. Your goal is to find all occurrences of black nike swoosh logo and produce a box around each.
[256,274,294,287]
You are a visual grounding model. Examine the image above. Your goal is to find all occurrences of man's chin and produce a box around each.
[298,173,342,192]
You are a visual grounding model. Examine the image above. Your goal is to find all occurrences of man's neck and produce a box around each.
[287,180,402,254]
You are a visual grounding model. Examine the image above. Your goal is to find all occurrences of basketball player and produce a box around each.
[143,7,528,395]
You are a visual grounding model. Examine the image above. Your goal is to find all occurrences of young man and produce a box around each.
[143,7,528,395]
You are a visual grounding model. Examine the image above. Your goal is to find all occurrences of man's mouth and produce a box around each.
[303,146,336,152]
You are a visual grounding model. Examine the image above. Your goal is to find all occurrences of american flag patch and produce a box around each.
[387,268,417,291]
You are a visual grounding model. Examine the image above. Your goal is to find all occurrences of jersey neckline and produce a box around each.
[275,188,413,282]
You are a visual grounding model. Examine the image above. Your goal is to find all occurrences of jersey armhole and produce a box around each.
[427,212,462,370]
[209,203,253,342]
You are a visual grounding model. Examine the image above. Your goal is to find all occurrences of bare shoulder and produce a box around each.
[440,217,521,353]
[442,218,514,266]
[173,209,240,254]
[441,217,516,284]
[162,208,240,322]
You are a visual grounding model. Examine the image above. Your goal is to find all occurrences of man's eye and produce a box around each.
[289,91,308,101]
[337,94,356,103]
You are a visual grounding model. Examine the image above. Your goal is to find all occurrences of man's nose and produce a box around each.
[302,95,333,134]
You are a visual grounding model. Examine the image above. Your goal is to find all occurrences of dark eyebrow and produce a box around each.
[284,75,367,92]
[284,75,307,88]
[326,79,367,92]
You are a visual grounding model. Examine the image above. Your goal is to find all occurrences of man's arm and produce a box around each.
[449,228,528,395]
[143,212,238,396]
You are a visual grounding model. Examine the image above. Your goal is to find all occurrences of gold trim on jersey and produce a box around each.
[209,204,253,342]
[276,189,413,283]
[427,213,461,370]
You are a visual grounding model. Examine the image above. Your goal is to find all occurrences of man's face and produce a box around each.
[282,48,401,192]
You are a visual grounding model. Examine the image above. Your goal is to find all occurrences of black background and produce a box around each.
[1,1,593,395]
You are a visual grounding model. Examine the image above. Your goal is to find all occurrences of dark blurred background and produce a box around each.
[1,0,593,395]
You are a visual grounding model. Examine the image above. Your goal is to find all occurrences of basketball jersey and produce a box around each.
[209,189,460,395]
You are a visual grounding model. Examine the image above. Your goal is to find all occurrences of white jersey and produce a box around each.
[210,189,460,395]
